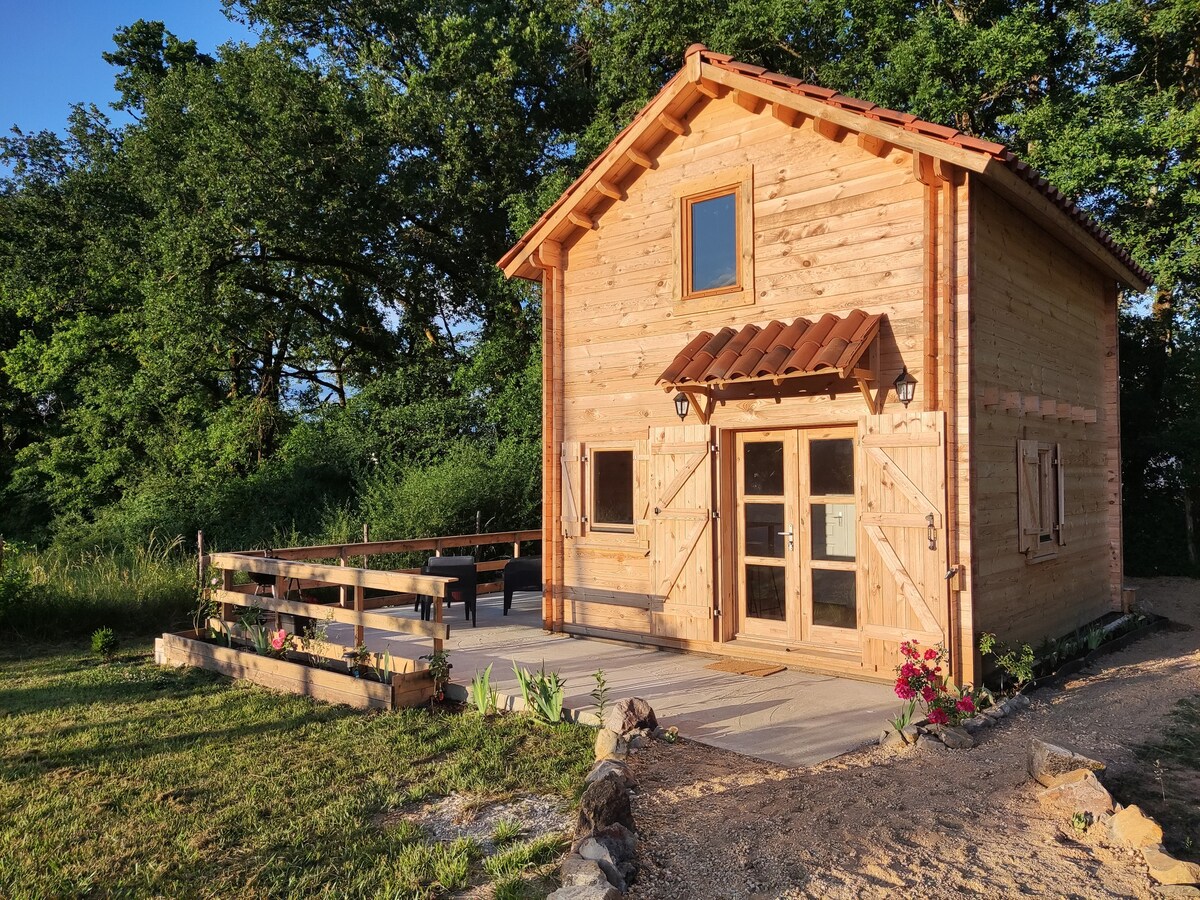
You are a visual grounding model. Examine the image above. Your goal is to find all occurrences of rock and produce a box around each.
[1028,738,1107,787]
[586,758,637,790]
[576,773,635,837]
[962,715,993,734]
[1143,846,1200,886]
[1155,885,1200,897]
[880,728,908,749]
[628,733,651,750]
[547,884,622,900]
[984,706,1007,720]
[901,724,921,744]
[938,726,974,750]
[560,854,610,889]
[1107,804,1164,849]
[594,729,628,762]
[1036,771,1114,820]
[1010,692,1032,710]
[602,698,657,735]
[592,822,638,863]
[916,734,946,752]
[578,838,626,892]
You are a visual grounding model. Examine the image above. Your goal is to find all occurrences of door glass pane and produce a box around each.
[745,564,786,621]
[810,438,854,496]
[812,569,857,629]
[744,441,784,495]
[744,503,785,558]
[689,192,737,293]
[812,503,856,561]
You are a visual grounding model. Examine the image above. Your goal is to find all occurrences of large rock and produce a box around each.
[594,729,629,762]
[576,773,635,837]
[578,838,626,892]
[1028,738,1107,787]
[1106,804,1164,849]
[1143,846,1200,885]
[602,698,657,735]
[591,822,637,863]
[547,884,622,900]
[1036,771,1114,820]
[560,854,611,890]
[585,758,637,790]
[938,726,974,750]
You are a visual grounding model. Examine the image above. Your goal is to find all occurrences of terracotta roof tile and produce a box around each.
[658,311,883,388]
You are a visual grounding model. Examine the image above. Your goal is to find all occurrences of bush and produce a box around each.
[91,627,119,660]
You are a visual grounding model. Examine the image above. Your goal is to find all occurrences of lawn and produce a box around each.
[0,639,594,898]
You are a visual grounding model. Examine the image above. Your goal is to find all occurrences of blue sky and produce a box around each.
[0,1,257,141]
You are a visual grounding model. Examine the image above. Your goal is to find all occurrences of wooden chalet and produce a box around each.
[499,44,1149,685]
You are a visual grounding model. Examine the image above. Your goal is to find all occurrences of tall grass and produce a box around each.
[0,533,196,638]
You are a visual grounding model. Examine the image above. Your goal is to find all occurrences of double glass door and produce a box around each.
[734,427,859,646]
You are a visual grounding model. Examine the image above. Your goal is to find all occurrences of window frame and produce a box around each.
[588,446,636,535]
[673,166,754,313]
[1018,439,1065,562]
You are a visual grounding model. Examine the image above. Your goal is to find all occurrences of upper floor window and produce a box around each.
[685,190,739,295]
[673,166,755,312]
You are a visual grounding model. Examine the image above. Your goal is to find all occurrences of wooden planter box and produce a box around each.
[155,631,435,710]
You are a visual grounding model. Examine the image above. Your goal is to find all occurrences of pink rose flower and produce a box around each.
[921,685,937,704]
[924,647,938,661]
[895,682,916,700]
[928,707,949,725]
[270,629,287,651]
[956,696,976,714]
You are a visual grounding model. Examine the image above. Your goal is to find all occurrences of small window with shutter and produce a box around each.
[1017,439,1065,560]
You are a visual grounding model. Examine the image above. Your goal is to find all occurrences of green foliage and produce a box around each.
[470,663,499,716]
[0,640,592,896]
[513,662,566,725]
[590,669,610,719]
[89,627,119,660]
[979,632,1036,691]
[490,818,524,846]
[421,650,453,697]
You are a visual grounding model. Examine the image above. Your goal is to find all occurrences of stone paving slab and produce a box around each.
[322,591,896,767]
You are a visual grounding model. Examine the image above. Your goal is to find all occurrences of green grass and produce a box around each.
[1127,695,1200,862]
[0,535,197,638]
[0,640,593,898]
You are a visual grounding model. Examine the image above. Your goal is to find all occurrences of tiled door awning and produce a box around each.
[657,309,883,390]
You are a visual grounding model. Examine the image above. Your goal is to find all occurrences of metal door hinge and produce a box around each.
[711,510,719,519]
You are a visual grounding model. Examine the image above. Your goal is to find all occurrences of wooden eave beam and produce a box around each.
[625,147,655,169]
[857,133,892,157]
[595,179,625,201]
[812,116,848,142]
[659,111,688,135]
[733,90,766,115]
[497,67,696,279]
[567,210,596,230]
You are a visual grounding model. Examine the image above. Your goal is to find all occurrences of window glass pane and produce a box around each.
[689,192,737,293]
[812,503,856,561]
[593,450,633,528]
[745,564,786,621]
[744,503,785,558]
[812,569,856,629]
[743,441,784,495]
[810,438,854,496]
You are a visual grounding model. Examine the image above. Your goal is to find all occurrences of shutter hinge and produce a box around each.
[711,443,718,452]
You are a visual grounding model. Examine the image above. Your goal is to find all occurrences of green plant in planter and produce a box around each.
[512,662,565,725]
[91,627,119,661]
[376,649,395,684]
[346,644,371,678]
[420,650,452,701]
[979,632,1035,692]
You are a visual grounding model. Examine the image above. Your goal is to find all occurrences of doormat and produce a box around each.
[705,659,786,677]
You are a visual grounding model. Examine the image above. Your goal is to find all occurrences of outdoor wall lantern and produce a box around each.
[673,392,690,421]
[893,367,917,408]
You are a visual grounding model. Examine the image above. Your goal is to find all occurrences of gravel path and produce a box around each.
[626,577,1200,899]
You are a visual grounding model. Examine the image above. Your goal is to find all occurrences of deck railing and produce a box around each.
[203,529,542,658]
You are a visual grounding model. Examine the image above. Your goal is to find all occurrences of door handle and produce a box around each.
[777,526,794,551]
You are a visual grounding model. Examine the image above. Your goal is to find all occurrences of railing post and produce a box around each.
[338,549,348,608]
[433,584,443,656]
[513,541,520,559]
[354,584,365,646]
[197,530,205,589]
[220,566,234,622]
[362,523,370,570]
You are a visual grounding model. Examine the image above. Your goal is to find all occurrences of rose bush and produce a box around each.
[893,640,975,728]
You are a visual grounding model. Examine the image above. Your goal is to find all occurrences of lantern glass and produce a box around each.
[893,368,917,407]
[673,392,690,421]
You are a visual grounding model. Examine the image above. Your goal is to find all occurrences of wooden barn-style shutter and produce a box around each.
[560,440,582,537]
[858,412,949,672]
[648,424,716,640]
[1017,439,1065,554]
[1017,439,1043,553]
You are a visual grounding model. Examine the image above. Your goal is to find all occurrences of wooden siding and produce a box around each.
[968,180,1118,649]
[555,93,935,675]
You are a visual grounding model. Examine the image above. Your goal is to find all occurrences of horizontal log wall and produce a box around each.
[968,181,1117,647]
[556,89,930,660]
